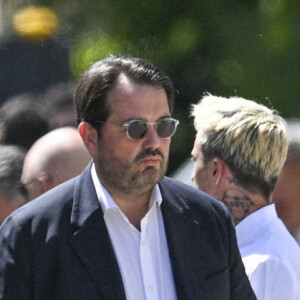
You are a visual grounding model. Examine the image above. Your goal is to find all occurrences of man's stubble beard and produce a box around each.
[95,151,169,197]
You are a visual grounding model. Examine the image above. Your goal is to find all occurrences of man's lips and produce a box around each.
[135,149,164,162]
[140,156,162,166]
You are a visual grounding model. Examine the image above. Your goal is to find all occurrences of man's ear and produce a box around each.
[211,157,226,186]
[37,172,53,193]
[78,122,99,156]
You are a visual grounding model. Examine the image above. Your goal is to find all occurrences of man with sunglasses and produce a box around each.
[0,55,255,299]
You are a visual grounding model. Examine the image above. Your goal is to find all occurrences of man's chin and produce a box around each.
[137,168,164,185]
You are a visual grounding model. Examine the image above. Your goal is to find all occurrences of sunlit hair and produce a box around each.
[191,93,288,199]
[74,55,175,126]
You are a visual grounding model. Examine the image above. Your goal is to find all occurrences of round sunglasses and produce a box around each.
[91,117,179,140]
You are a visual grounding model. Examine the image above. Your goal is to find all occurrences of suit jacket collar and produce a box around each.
[159,177,203,299]
[69,163,126,299]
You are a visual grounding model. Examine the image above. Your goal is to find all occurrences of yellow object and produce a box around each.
[13,6,59,40]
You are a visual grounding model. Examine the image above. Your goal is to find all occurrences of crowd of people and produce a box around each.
[0,55,298,299]
[0,80,89,223]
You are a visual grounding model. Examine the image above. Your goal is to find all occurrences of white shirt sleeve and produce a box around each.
[249,257,300,300]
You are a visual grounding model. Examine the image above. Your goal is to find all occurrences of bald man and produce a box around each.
[22,126,91,200]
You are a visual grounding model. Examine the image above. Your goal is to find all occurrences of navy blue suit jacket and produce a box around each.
[0,164,256,299]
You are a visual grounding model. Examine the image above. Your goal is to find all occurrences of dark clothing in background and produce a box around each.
[0,37,69,105]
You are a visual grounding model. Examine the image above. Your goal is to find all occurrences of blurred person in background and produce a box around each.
[0,93,50,151]
[0,145,27,224]
[190,94,300,300]
[272,140,300,245]
[41,82,77,129]
[22,126,91,201]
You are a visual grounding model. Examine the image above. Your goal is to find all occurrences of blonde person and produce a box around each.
[190,94,300,300]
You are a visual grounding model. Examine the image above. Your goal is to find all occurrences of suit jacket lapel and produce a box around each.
[69,165,126,300]
[160,178,204,299]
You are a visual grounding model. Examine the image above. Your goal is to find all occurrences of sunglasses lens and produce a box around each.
[127,120,147,139]
[157,119,177,138]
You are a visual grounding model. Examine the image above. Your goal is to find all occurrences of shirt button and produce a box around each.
[141,241,146,247]
[148,285,154,292]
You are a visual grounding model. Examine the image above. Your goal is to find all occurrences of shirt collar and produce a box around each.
[91,163,162,214]
[236,204,277,246]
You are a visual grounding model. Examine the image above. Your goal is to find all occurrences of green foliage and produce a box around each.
[71,34,133,77]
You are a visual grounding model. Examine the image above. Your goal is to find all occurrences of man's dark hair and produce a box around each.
[0,93,50,151]
[74,55,175,126]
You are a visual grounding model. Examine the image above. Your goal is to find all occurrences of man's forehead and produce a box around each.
[108,79,167,111]
[111,75,164,96]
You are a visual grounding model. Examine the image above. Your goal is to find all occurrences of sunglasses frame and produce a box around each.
[122,117,179,140]
[90,117,179,140]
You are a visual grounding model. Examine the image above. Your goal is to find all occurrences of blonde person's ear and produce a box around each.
[78,122,99,156]
[212,157,227,186]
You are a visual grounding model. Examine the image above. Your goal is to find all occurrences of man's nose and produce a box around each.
[143,124,161,149]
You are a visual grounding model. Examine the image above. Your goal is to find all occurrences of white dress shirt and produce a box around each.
[91,164,177,300]
[236,204,300,300]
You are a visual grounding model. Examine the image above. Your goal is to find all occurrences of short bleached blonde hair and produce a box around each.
[191,94,288,198]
